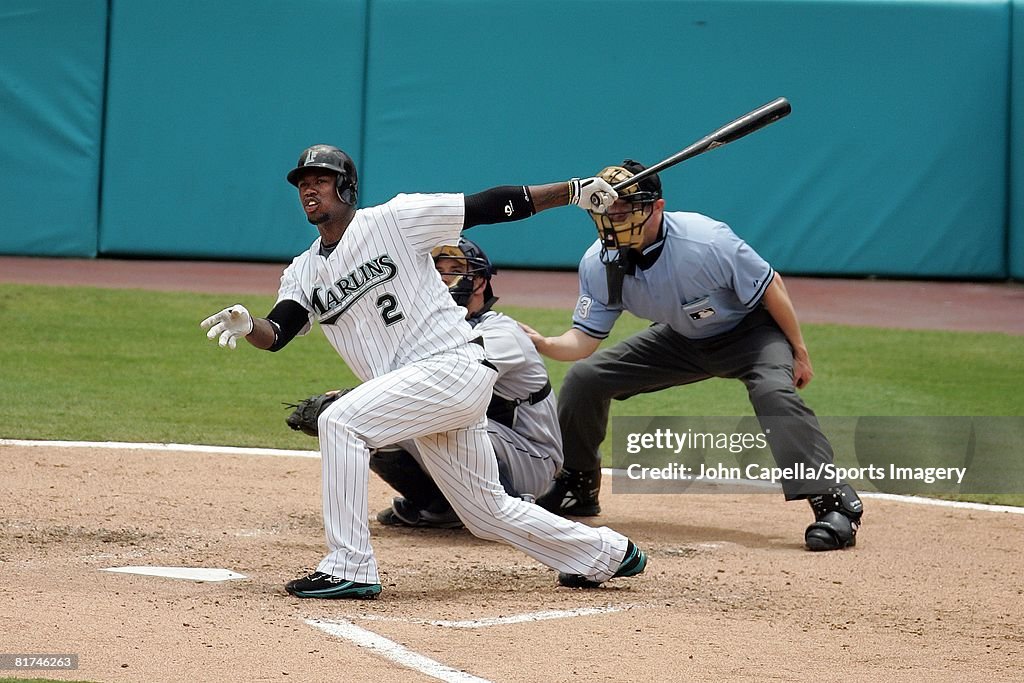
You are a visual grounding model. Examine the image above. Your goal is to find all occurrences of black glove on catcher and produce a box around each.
[284,389,352,437]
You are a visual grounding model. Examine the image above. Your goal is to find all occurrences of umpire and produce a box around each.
[524,161,863,551]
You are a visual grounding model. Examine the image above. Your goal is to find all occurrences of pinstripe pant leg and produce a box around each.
[313,345,501,582]
[315,418,378,583]
[415,427,628,582]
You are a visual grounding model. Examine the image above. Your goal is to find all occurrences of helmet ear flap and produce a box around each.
[336,161,358,206]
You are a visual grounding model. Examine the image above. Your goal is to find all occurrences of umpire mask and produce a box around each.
[431,238,496,308]
[589,161,661,264]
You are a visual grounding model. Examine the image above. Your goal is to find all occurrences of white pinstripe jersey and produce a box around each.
[276,193,476,381]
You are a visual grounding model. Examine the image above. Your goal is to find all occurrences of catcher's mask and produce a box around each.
[589,160,662,264]
[431,238,496,308]
[286,144,359,206]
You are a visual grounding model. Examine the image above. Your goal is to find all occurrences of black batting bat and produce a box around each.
[612,97,792,192]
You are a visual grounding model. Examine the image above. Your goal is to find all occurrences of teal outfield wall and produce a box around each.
[0,0,107,257]
[98,0,367,261]
[1012,0,1024,279]
[0,0,1018,278]
[362,0,1009,277]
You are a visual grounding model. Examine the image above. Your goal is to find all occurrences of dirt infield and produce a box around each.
[1,444,1021,682]
[1,257,1022,681]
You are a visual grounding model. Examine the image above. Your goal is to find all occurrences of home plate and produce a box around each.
[100,566,246,582]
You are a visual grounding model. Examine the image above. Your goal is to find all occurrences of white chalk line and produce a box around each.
[0,438,319,458]
[307,619,493,683]
[99,566,246,582]
[306,606,633,682]
[2,439,1022,515]
[339,604,633,629]
[856,490,1024,513]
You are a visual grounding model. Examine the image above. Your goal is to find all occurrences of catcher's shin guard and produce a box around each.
[805,483,863,551]
[536,468,602,517]
[368,447,451,513]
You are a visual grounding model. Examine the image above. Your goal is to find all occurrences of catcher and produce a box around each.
[288,238,562,528]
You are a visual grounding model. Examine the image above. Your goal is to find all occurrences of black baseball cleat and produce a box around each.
[285,572,382,599]
[376,497,464,529]
[558,540,648,588]
[805,483,864,551]
[536,468,602,517]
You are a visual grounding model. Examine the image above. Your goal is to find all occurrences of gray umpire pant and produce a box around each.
[558,307,839,500]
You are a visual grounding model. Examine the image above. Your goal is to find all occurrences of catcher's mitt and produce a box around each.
[284,389,352,437]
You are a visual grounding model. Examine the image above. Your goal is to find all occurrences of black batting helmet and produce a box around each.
[286,144,358,205]
[431,237,496,308]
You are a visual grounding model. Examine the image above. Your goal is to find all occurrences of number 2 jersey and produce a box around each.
[276,193,477,382]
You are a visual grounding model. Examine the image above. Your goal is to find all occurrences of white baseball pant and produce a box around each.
[314,343,627,584]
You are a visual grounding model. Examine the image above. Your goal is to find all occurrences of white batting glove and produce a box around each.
[200,305,254,349]
[568,177,618,214]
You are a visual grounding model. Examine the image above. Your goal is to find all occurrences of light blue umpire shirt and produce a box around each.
[572,211,775,340]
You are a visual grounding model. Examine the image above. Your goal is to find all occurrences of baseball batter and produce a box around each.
[526,160,864,551]
[200,145,647,598]
[370,237,562,528]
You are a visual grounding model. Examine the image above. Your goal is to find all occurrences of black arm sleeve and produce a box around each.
[265,299,310,352]
[463,185,536,228]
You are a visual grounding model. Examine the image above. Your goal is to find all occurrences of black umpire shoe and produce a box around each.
[805,484,864,551]
[536,468,602,517]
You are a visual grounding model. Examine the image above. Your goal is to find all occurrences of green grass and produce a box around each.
[503,304,1024,418]
[0,284,353,450]
[2,284,1022,504]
